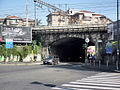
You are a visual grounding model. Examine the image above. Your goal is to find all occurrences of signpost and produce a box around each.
[85,38,89,63]
[106,42,112,54]
[106,41,112,68]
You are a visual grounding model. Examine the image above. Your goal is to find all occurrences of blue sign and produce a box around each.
[6,42,13,49]
[106,42,112,54]
[106,46,112,54]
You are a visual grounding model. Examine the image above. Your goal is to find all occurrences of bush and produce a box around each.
[0,42,42,62]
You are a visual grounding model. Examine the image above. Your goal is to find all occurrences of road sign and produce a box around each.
[6,39,13,49]
[85,38,89,43]
[106,42,112,54]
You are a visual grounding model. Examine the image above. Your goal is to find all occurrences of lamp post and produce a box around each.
[116,0,119,70]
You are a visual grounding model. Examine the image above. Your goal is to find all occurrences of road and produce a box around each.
[0,64,101,90]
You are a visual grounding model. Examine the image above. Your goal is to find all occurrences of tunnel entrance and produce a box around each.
[50,37,95,63]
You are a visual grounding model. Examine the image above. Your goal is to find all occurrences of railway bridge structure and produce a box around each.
[32,24,108,62]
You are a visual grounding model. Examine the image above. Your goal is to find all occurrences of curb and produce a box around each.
[0,62,43,66]
[82,64,117,72]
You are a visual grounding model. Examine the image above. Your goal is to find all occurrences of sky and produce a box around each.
[0,0,119,25]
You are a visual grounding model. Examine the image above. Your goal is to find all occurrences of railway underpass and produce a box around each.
[50,37,95,63]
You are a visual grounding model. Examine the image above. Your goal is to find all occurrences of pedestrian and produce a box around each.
[92,55,95,61]
[88,53,92,62]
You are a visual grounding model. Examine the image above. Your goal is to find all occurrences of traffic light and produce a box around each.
[32,45,34,50]
[82,44,87,49]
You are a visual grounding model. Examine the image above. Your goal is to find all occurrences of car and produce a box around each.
[43,56,59,65]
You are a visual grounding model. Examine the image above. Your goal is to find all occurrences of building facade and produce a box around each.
[0,19,4,25]
[47,9,112,26]
[108,20,120,40]
[1,16,35,27]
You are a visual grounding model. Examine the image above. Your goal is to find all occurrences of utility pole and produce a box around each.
[26,0,28,26]
[116,0,119,70]
[65,4,68,11]
[34,0,37,27]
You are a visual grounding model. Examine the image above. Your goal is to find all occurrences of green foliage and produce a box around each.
[0,42,42,62]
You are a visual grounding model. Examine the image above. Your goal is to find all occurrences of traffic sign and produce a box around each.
[6,42,13,49]
[85,38,89,43]
[106,42,112,54]
[6,39,13,49]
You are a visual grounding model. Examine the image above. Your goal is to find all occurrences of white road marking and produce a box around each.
[52,72,120,90]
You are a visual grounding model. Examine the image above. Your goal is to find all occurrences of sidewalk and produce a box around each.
[0,61,43,66]
[82,62,119,72]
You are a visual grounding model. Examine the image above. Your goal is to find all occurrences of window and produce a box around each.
[84,16,91,21]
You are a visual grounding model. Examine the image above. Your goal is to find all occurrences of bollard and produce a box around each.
[116,60,119,70]
[106,60,109,68]
[90,60,91,65]
[93,60,95,66]
[99,60,101,68]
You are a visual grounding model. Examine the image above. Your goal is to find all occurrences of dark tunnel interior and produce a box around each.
[50,37,95,63]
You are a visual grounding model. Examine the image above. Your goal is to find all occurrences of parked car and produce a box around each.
[43,56,59,65]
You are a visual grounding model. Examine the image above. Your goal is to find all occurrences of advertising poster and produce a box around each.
[1,25,32,43]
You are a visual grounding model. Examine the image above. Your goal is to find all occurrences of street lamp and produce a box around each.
[116,0,119,70]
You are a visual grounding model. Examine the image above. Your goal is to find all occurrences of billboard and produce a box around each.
[0,25,32,43]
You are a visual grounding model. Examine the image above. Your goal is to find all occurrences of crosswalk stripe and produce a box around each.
[76,80,120,84]
[81,78,120,81]
[83,76,120,79]
[70,82,120,87]
[88,75,120,78]
[52,72,120,90]
[79,79,120,82]
[62,84,120,90]
[52,87,92,90]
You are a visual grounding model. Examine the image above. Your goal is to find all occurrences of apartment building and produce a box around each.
[1,16,35,27]
[47,9,112,26]
[47,11,69,26]
[0,19,4,25]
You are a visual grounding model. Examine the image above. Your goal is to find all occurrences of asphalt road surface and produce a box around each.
[0,64,100,90]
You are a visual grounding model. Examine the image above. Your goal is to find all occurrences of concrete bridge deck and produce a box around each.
[32,24,107,33]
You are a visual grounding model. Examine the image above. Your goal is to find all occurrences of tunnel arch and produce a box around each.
[49,37,95,63]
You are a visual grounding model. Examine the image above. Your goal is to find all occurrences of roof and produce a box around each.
[80,10,94,13]
[5,16,34,22]
[23,18,34,22]
[0,19,4,21]
[6,16,22,19]
[93,14,105,17]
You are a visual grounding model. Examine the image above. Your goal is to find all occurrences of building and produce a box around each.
[108,20,120,40]
[0,19,4,25]
[1,16,35,27]
[47,11,69,26]
[47,9,112,26]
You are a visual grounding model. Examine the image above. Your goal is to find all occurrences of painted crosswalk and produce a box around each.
[52,72,120,90]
